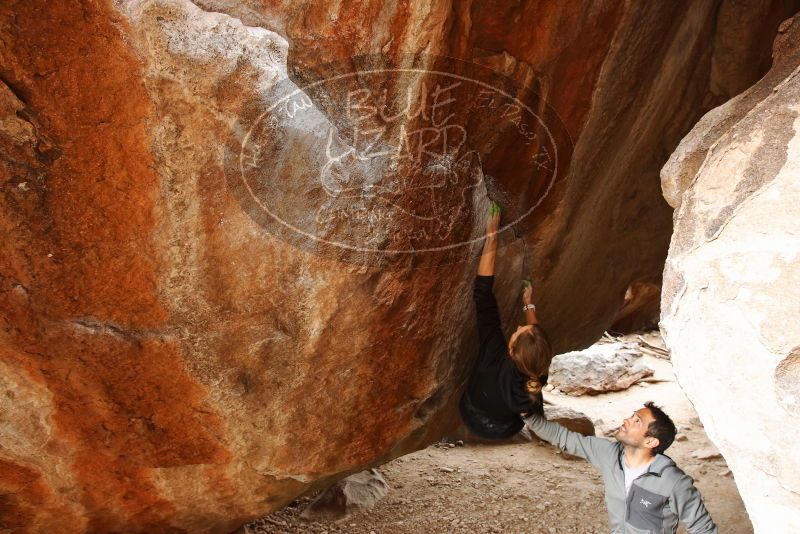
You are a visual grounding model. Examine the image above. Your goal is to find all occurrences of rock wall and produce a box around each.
[661,14,800,533]
[1,0,798,532]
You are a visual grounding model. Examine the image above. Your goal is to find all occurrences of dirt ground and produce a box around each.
[244,355,752,534]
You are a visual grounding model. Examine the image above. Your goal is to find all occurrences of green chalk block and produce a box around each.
[489,201,502,215]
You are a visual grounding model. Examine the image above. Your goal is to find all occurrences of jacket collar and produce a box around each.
[616,446,676,476]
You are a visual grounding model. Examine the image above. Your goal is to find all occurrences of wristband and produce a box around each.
[523,303,536,312]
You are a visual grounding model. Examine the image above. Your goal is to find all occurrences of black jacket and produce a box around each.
[459,275,541,438]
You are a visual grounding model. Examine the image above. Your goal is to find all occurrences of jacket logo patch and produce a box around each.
[640,498,652,508]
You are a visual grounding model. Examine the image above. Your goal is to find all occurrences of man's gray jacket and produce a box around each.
[524,413,717,534]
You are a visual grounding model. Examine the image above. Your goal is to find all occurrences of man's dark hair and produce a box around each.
[643,401,677,455]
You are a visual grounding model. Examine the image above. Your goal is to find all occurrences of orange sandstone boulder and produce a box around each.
[1,0,796,531]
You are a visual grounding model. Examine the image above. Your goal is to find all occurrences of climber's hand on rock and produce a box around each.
[485,202,501,237]
[522,280,533,305]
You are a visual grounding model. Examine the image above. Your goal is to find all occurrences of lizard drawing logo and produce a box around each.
[225,53,571,267]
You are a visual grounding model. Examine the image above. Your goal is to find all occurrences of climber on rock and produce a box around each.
[459,201,554,440]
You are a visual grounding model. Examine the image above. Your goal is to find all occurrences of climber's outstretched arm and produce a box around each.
[477,203,501,276]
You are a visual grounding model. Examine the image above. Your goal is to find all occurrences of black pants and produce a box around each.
[459,391,524,440]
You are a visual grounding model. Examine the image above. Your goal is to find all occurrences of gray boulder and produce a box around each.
[549,342,654,395]
[300,469,389,521]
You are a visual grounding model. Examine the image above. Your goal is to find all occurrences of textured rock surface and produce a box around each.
[661,14,800,533]
[299,469,389,521]
[1,0,798,532]
[609,282,661,334]
[548,342,655,395]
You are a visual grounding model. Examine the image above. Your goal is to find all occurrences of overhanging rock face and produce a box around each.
[661,14,800,533]
[1,0,797,531]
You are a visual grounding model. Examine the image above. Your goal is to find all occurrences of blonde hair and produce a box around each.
[525,378,543,395]
[510,324,553,399]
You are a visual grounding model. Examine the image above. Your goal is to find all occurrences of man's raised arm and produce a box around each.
[523,412,617,469]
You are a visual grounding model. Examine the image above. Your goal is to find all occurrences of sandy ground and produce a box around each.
[244,355,751,534]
